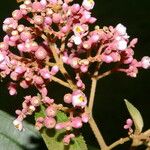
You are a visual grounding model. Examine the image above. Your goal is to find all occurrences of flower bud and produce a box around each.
[32,2,44,12]
[52,13,61,24]
[33,15,44,25]
[71,117,82,128]
[82,0,95,10]
[50,65,59,75]
[44,117,56,129]
[46,106,57,117]
[71,4,80,14]
[64,93,72,104]
[35,46,47,60]
[12,10,23,20]
[63,134,75,145]
[141,56,150,69]
[115,23,127,36]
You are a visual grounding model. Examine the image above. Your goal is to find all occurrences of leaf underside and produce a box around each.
[0,110,41,150]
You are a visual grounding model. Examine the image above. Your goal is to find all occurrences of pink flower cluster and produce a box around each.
[0,0,149,145]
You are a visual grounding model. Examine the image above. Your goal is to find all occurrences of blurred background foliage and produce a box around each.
[0,0,150,149]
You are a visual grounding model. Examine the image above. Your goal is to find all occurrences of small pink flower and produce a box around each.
[50,65,59,75]
[141,56,150,69]
[12,10,23,20]
[83,41,92,49]
[15,66,26,74]
[71,4,80,14]
[116,39,127,51]
[115,23,127,36]
[17,24,25,32]
[13,119,23,131]
[30,96,41,107]
[64,93,72,104]
[72,35,82,45]
[82,0,95,10]
[40,68,51,79]
[45,106,57,117]
[20,31,32,41]
[101,54,113,63]
[36,117,44,123]
[28,105,36,115]
[40,0,47,6]
[35,46,47,60]
[73,24,84,36]
[129,38,138,48]
[8,82,17,95]
[90,34,100,43]
[10,71,19,81]
[63,134,75,145]
[33,75,44,85]
[55,122,66,130]
[44,117,56,129]
[42,96,54,104]
[32,2,44,12]
[76,79,84,89]
[71,90,87,108]
[70,57,80,69]
[35,121,43,130]
[33,15,44,25]
[88,17,97,24]
[17,43,26,52]
[124,118,133,130]
[25,40,39,52]
[44,17,52,25]
[80,65,88,73]
[81,113,90,123]
[0,42,9,51]
[61,25,69,33]
[39,87,48,96]
[71,117,83,128]
[20,80,29,89]
[52,13,61,24]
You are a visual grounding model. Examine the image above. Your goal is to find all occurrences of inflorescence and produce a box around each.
[0,0,150,145]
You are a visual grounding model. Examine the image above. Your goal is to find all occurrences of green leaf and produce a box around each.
[0,110,41,150]
[124,99,144,134]
[35,106,87,150]
[35,104,46,119]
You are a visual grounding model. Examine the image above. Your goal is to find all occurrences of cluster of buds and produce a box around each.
[124,118,133,134]
[0,0,150,145]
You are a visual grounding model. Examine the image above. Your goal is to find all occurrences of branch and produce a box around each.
[51,76,71,89]
[88,116,108,150]
[108,137,130,149]
[95,70,112,80]
[49,43,76,89]
[88,77,97,113]
[41,33,76,90]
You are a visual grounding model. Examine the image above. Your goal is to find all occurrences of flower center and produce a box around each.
[79,96,84,102]
[87,0,94,4]
[75,26,83,33]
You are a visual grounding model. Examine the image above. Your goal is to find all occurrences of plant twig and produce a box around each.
[51,76,71,89]
[95,70,112,80]
[88,77,97,113]
[49,43,76,90]
[108,137,130,149]
[89,116,108,150]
